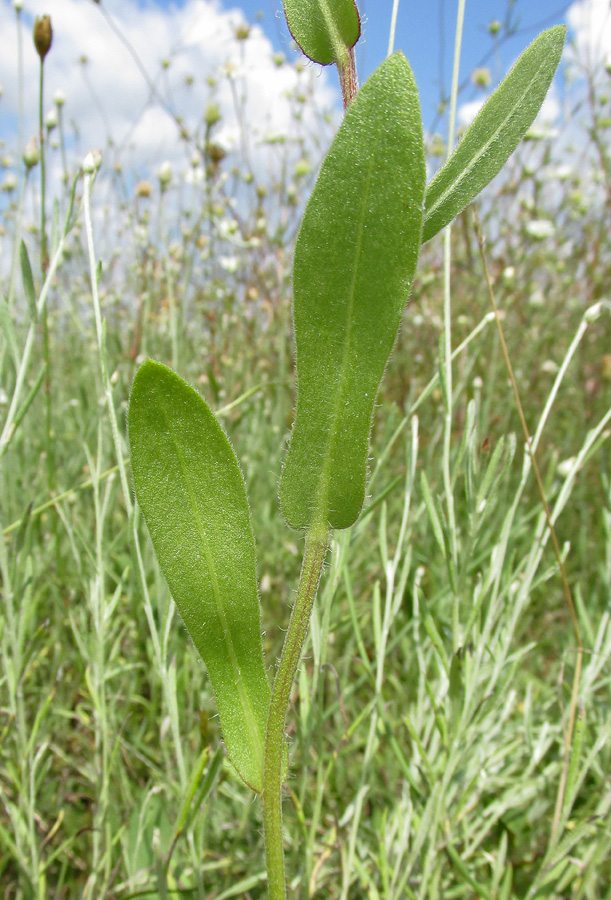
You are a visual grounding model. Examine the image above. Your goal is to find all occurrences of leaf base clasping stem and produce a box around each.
[263,523,330,900]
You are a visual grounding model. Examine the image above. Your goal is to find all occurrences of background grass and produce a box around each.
[1,7,611,899]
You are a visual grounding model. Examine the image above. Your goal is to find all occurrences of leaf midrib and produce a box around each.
[312,127,380,524]
[159,397,264,776]
[425,44,550,226]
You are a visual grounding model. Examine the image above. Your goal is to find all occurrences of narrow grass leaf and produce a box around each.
[0,295,19,368]
[282,0,360,65]
[280,53,425,530]
[11,365,46,441]
[50,198,60,258]
[563,705,586,818]
[128,359,270,793]
[422,26,566,243]
[19,240,37,323]
[420,470,446,557]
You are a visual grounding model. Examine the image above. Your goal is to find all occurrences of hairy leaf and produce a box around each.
[128,360,270,793]
[282,0,360,65]
[280,52,425,531]
[423,25,566,243]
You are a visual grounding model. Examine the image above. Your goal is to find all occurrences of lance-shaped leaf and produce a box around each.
[422,25,566,244]
[283,0,361,65]
[128,360,270,794]
[280,52,425,531]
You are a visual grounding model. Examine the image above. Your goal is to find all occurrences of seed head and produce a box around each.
[33,15,53,61]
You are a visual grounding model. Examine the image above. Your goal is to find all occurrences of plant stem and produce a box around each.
[387,0,401,56]
[337,47,358,109]
[263,523,330,900]
[38,54,54,493]
[443,0,465,647]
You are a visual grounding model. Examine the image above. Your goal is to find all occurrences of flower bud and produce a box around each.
[1,173,18,193]
[23,136,40,169]
[33,15,53,62]
[472,67,491,89]
[45,108,58,130]
[53,89,66,107]
[206,143,226,164]
[82,149,102,174]
[157,161,172,189]
[13,0,24,12]
[584,302,602,324]
[204,102,221,127]
[234,24,250,41]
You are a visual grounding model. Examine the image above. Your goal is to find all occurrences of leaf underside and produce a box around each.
[423,25,566,243]
[128,360,270,793]
[280,52,426,531]
[283,0,361,65]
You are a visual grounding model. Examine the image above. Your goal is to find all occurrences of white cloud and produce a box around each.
[567,0,611,69]
[458,97,485,129]
[0,0,337,179]
[458,52,562,132]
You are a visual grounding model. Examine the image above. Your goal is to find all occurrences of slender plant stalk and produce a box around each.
[337,47,359,108]
[15,5,24,165]
[37,51,55,495]
[387,0,401,56]
[263,523,329,900]
[443,0,466,647]
[0,174,76,460]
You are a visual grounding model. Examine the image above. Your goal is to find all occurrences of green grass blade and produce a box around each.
[280,52,425,530]
[422,25,566,243]
[282,0,360,65]
[19,239,37,323]
[128,359,270,793]
[0,294,20,368]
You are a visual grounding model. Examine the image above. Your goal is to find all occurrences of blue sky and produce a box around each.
[1,0,609,184]
[197,0,574,129]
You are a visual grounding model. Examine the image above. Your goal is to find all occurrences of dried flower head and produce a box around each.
[135,180,153,199]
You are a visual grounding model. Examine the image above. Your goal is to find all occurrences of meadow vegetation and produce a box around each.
[0,3,610,898]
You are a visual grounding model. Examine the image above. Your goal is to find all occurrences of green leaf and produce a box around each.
[280,52,425,531]
[422,25,566,243]
[0,294,19,368]
[20,240,37,323]
[282,0,360,65]
[128,360,270,793]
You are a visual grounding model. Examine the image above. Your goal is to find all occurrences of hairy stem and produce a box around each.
[263,523,330,900]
